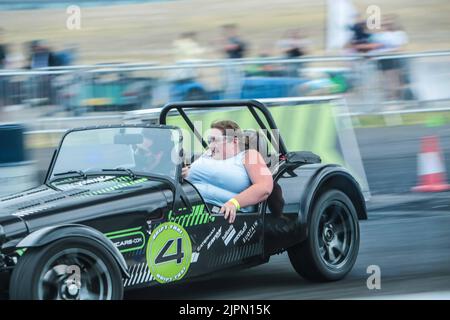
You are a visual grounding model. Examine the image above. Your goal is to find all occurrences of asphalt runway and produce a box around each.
[125,201,450,300]
[356,124,450,195]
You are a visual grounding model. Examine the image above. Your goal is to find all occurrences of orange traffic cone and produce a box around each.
[412,135,450,192]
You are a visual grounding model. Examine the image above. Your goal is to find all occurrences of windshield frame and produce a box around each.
[45,124,184,184]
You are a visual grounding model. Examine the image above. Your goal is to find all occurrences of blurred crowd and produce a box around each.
[0,28,76,70]
[171,16,408,62]
[0,15,410,70]
[172,23,311,62]
[0,15,412,106]
[0,24,312,70]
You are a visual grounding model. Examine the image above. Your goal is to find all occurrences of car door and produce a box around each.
[168,181,263,278]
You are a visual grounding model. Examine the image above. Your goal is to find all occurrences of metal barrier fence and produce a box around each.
[0,55,361,116]
[1,51,450,121]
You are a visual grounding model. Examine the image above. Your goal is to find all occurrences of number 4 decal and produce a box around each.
[147,222,192,284]
[155,238,184,264]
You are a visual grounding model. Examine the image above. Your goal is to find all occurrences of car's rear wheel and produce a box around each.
[9,237,124,300]
[288,189,360,282]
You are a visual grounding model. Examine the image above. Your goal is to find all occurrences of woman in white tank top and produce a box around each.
[183,120,274,224]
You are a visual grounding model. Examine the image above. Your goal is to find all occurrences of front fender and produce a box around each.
[16,224,129,278]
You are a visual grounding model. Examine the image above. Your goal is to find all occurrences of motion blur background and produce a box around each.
[1,0,450,299]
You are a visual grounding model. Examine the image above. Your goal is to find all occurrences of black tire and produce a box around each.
[288,189,360,282]
[9,237,124,300]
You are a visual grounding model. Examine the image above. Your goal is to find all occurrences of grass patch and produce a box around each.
[352,111,450,128]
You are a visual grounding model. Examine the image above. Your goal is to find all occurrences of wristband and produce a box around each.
[229,198,241,210]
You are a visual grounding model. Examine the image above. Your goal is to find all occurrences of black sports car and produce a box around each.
[0,100,367,300]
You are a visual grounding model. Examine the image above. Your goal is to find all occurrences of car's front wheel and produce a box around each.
[9,237,124,300]
[288,189,360,282]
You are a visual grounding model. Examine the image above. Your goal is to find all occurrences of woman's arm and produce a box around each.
[221,150,274,223]
[235,149,273,206]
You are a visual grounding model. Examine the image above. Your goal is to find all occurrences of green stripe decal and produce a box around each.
[105,226,142,237]
[105,227,146,253]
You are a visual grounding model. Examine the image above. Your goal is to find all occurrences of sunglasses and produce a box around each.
[207,135,233,144]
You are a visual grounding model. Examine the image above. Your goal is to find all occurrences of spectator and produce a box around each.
[371,15,409,100]
[0,28,7,108]
[349,21,371,45]
[172,32,206,62]
[4,44,25,69]
[221,24,247,59]
[27,40,60,69]
[0,28,7,69]
[277,29,310,58]
[219,24,247,98]
[277,29,311,76]
[169,32,207,81]
[346,20,382,53]
[370,15,408,54]
[55,44,77,66]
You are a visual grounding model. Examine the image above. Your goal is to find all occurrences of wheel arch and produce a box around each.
[297,165,367,241]
[15,224,130,278]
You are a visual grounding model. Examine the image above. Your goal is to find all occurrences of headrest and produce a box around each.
[243,129,270,163]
